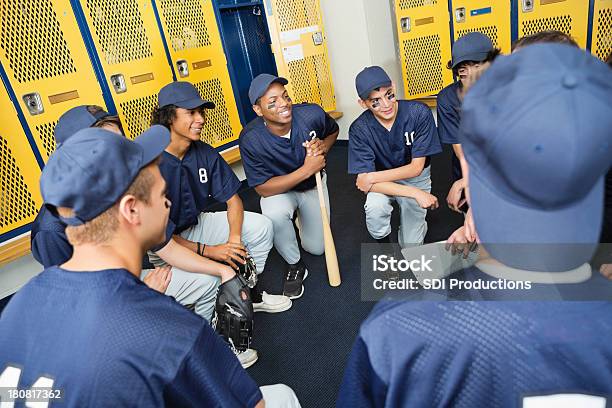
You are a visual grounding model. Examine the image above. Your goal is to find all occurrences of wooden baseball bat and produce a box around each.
[315,171,341,287]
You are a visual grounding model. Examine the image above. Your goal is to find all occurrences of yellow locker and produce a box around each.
[591,0,612,61]
[154,0,242,148]
[517,0,589,48]
[0,89,43,237]
[394,0,454,99]
[0,0,106,161]
[77,0,174,139]
[451,1,511,54]
[264,0,336,112]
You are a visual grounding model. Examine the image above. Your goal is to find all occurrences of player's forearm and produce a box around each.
[370,181,424,198]
[452,143,464,162]
[371,158,426,183]
[172,234,198,253]
[156,239,232,278]
[255,168,312,197]
[322,130,339,153]
[226,194,244,242]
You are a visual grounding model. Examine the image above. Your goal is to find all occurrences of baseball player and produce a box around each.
[29,105,260,368]
[338,44,612,407]
[437,32,499,213]
[0,126,301,407]
[150,82,291,312]
[238,74,339,299]
[348,66,440,248]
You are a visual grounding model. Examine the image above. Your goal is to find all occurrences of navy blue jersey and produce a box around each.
[338,299,612,407]
[159,141,241,233]
[0,266,262,407]
[30,206,72,268]
[239,103,339,191]
[437,81,463,181]
[348,100,441,175]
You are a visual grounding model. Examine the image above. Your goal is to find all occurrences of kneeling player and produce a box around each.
[239,74,339,299]
[349,66,440,247]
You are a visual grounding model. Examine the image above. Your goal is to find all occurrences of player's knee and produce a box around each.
[364,199,389,218]
[303,240,325,256]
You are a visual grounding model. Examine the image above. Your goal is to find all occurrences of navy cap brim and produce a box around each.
[173,97,215,110]
[452,51,490,68]
[470,171,602,272]
[134,125,171,166]
[358,79,392,100]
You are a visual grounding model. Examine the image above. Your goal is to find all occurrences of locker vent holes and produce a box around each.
[595,8,612,61]
[0,0,76,83]
[457,26,499,49]
[276,0,318,32]
[521,15,572,38]
[159,0,211,51]
[398,0,438,10]
[194,79,233,145]
[119,94,158,139]
[0,136,37,229]
[287,54,335,110]
[402,35,443,96]
[35,121,58,159]
[86,0,153,64]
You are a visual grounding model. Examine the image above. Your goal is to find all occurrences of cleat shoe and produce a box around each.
[235,348,258,369]
[283,261,308,299]
[253,291,292,313]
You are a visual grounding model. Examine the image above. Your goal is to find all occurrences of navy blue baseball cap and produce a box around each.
[41,125,170,226]
[461,44,612,271]
[158,81,215,110]
[451,32,493,68]
[355,66,392,100]
[248,74,289,105]
[54,106,111,147]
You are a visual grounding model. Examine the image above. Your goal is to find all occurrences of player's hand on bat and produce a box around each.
[302,153,326,175]
[415,190,439,210]
[303,138,326,156]
[600,264,612,280]
[204,242,248,270]
[446,178,467,212]
[143,265,172,294]
[356,173,375,193]
[445,226,478,259]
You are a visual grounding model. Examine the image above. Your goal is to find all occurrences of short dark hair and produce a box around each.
[86,105,123,133]
[151,104,177,130]
[447,48,502,76]
[606,51,612,68]
[151,104,206,130]
[511,30,579,52]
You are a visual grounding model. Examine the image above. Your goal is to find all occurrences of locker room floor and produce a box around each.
[0,143,463,408]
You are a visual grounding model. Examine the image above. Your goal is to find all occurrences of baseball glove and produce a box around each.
[212,274,254,352]
[235,253,258,288]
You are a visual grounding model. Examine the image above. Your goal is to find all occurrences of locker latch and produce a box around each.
[312,32,324,46]
[455,7,466,23]
[400,17,411,33]
[177,60,189,77]
[110,74,127,94]
[22,93,44,115]
[522,0,534,12]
